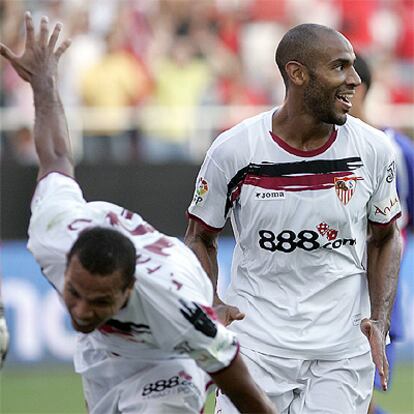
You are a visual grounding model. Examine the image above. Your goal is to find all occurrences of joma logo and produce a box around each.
[255,191,285,200]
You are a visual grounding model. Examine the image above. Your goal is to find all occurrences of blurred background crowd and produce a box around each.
[1,0,413,164]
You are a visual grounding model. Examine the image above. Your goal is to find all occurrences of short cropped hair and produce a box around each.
[275,23,338,88]
[353,53,372,92]
[67,227,136,289]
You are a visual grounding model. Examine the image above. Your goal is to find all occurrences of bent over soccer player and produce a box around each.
[0,13,277,414]
[185,24,402,414]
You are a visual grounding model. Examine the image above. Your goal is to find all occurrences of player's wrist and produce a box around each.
[369,319,389,336]
[32,76,59,99]
[213,296,224,306]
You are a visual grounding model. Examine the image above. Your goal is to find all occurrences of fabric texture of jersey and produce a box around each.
[188,108,401,360]
[81,353,210,414]
[28,173,239,377]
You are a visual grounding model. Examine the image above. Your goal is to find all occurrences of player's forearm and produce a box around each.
[211,354,277,413]
[187,236,220,299]
[184,222,220,302]
[367,229,401,332]
[32,75,74,179]
[225,386,276,414]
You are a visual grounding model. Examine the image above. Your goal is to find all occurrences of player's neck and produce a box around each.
[272,106,334,152]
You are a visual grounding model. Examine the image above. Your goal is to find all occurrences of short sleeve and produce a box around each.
[368,148,401,225]
[173,299,239,373]
[187,155,230,230]
[27,173,89,291]
[30,172,85,214]
[138,272,239,373]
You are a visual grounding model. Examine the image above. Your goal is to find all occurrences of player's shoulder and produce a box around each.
[207,108,274,161]
[31,172,83,211]
[344,115,388,142]
[344,116,395,155]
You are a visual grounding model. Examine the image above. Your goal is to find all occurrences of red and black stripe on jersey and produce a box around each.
[224,157,363,216]
[99,320,151,337]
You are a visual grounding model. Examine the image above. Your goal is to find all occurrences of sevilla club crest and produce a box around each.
[334,176,363,205]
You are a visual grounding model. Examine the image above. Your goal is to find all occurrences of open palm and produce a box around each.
[0,12,71,84]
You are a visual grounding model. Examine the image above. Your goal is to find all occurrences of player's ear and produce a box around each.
[122,281,134,302]
[285,61,308,86]
[126,277,135,290]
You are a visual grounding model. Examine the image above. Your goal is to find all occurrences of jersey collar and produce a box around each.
[269,129,338,157]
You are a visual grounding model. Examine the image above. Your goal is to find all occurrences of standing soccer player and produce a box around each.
[350,53,414,414]
[186,24,402,413]
[0,13,277,414]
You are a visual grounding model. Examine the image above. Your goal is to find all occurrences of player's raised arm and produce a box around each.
[0,12,73,179]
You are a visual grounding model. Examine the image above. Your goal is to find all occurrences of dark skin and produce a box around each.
[272,31,361,150]
[64,255,134,334]
[0,13,277,414]
[184,221,245,324]
[363,221,401,391]
[0,13,73,179]
[186,28,401,392]
[210,352,273,413]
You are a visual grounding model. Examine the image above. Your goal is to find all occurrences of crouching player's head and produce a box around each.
[64,227,136,333]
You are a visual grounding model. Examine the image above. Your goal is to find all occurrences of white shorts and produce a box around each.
[78,353,211,414]
[215,347,375,414]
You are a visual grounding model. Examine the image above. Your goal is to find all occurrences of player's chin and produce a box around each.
[332,111,348,126]
[334,102,350,122]
[71,319,97,334]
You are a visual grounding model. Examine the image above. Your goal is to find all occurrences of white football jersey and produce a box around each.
[188,108,401,360]
[28,173,238,374]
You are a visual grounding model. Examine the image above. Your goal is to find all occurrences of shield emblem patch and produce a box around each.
[334,176,363,205]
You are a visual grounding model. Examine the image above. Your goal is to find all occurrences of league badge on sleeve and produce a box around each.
[192,177,209,205]
[334,176,363,205]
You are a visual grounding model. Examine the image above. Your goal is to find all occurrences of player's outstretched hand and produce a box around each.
[0,303,9,369]
[214,300,245,327]
[0,12,71,86]
[360,318,389,391]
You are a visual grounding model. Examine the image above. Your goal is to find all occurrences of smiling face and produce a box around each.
[63,255,133,333]
[302,32,361,125]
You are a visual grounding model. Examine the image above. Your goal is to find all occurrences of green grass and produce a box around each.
[1,364,412,413]
[0,366,85,414]
[373,364,414,414]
